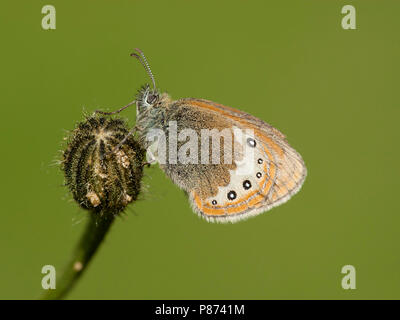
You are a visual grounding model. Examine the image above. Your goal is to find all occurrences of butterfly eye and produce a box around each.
[146,93,157,104]
[212,200,217,205]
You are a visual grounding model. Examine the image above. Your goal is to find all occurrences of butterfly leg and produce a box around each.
[141,161,152,168]
[143,137,160,166]
[95,99,136,115]
[111,125,138,152]
[144,148,157,165]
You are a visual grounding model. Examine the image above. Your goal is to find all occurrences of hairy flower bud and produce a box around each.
[62,116,145,215]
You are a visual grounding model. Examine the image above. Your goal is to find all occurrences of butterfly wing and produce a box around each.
[178,98,307,223]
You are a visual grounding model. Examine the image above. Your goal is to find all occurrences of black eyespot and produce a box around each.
[256,172,262,178]
[243,180,252,190]
[257,158,263,164]
[227,191,237,200]
[212,200,217,205]
[247,138,256,147]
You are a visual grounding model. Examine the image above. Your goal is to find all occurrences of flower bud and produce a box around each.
[62,116,145,215]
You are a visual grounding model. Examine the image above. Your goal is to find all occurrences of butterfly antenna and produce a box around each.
[130,48,156,90]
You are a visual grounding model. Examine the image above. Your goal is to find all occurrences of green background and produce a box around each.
[0,0,399,299]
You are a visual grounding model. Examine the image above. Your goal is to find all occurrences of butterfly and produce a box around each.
[96,48,307,223]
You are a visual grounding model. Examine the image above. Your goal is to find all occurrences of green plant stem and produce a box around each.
[41,211,115,300]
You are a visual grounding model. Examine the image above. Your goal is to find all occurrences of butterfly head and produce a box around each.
[136,84,160,114]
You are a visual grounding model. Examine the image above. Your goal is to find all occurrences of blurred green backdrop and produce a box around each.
[0,0,399,299]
